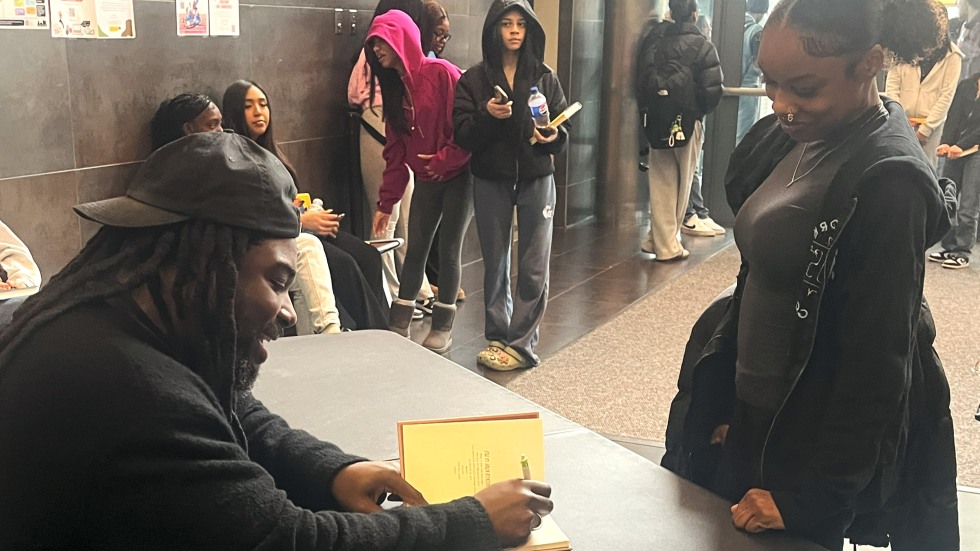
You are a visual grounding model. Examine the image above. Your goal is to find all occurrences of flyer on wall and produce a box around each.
[0,0,50,30]
[49,0,97,38]
[176,0,208,36]
[49,0,133,38]
[207,0,237,36]
[95,0,134,38]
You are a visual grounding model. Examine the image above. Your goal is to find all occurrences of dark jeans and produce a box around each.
[940,155,980,258]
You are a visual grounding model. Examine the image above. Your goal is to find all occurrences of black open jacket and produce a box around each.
[939,72,980,149]
[663,99,959,549]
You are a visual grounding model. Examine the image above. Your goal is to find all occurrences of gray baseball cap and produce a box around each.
[74,132,301,239]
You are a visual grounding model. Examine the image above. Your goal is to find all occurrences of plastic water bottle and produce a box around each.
[528,87,550,128]
[308,198,324,212]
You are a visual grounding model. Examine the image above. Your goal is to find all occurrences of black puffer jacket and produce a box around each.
[939,72,980,149]
[635,20,723,120]
[453,0,568,182]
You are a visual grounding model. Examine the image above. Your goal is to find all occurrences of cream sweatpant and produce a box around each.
[645,120,704,259]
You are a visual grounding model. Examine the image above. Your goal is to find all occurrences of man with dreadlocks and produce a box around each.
[151,93,344,334]
[0,132,552,549]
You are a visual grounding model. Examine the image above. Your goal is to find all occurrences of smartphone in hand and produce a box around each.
[493,85,509,104]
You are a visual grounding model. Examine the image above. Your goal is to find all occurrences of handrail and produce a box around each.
[722,86,768,97]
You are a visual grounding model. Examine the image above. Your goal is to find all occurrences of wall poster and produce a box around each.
[49,0,134,38]
[0,0,49,30]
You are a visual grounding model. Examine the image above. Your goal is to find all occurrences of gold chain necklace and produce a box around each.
[786,104,885,187]
[786,143,841,187]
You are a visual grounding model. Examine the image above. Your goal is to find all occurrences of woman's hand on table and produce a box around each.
[731,489,785,533]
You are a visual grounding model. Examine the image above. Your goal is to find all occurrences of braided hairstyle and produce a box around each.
[769,0,946,66]
[149,93,215,151]
[0,220,258,401]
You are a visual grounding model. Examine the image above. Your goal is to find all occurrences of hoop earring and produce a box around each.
[786,111,794,123]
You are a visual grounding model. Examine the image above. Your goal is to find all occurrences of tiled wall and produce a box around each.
[0,0,602,280]
[555,0,602,227]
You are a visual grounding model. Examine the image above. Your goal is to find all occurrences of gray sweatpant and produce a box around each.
[397,169,474,305]
[473,174,556,365]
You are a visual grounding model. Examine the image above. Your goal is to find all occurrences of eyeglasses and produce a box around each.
[434,32,452,43]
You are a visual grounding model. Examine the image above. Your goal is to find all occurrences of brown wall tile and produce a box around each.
[0,173,81,281]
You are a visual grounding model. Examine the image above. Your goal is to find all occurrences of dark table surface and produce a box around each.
[255,331,823,551]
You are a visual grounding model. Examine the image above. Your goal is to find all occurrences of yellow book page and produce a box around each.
[506,515,571,551]
[399,416,544,505]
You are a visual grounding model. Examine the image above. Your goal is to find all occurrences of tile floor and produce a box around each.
[403,219,978,549]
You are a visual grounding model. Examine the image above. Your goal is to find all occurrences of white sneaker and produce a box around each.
[700,216,726,235]
[681,215,715,237]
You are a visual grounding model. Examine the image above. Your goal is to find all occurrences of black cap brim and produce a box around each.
[74,196,190,228]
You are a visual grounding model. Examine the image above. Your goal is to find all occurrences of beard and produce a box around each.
[233,335,261,392]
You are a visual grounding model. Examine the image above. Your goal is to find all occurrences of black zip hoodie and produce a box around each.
[453,0,568,182]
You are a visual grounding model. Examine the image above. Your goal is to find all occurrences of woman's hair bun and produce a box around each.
[772,0,946,64]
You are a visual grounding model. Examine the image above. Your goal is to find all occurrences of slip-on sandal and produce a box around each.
[478,344,532,371]
[477,340,505,364]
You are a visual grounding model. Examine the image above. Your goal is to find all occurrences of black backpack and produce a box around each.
[635,21,698,149]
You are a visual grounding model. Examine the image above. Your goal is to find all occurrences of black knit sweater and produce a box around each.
[0,300,499,550]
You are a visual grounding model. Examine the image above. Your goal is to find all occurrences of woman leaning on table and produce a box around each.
[663,0,959,549]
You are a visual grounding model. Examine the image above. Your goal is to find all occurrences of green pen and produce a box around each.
[520,454,542,530]
[520,454,531,480]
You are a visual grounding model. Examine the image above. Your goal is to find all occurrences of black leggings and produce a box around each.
[397,170,473,305]
[319,231,388,330]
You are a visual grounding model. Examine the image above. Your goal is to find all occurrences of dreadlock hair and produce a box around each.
[149,93,215,151]
[0,220,259,405]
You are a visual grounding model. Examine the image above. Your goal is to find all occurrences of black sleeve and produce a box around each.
[98,386,502,550]
[453,71,502,153]
[940,81,970,145]
[236,393,366,512]
[696,40,724,116]
[536,71,569,155]
[770,162,933,534]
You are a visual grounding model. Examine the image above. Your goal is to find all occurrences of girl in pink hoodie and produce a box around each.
[366,9,471,352]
